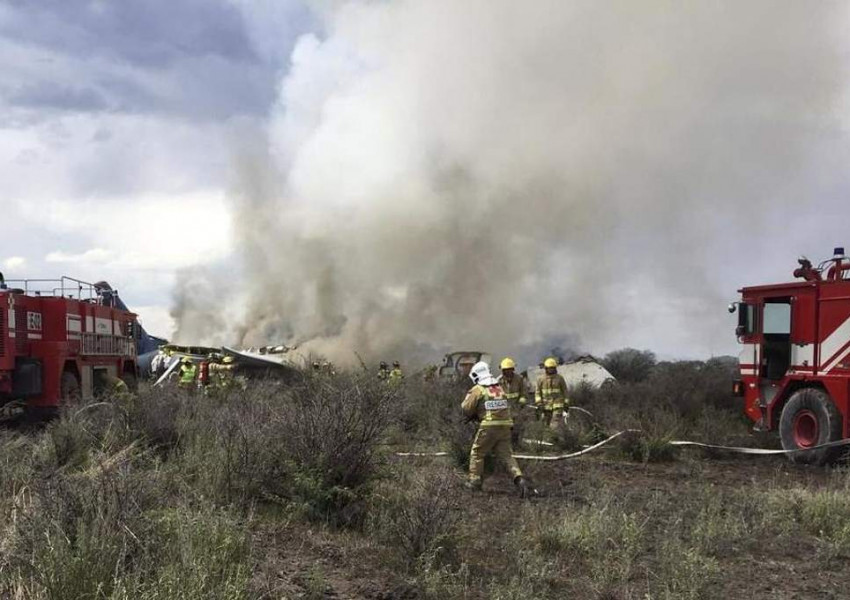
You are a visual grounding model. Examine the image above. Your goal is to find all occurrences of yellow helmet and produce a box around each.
[500,357,516,370]
[181,356,192,364]
[222,356,234,364]
[543,357,558,368]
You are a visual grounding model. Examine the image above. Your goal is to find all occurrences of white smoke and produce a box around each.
[173,0,850,365]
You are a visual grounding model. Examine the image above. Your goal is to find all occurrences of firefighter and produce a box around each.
[389,360,404,384]
[499,357,529,445]
[535,357,569,428]
[377,361,390,381]
[462,361,534,496]
[499,357,527,410]
[209,355,236,390]
[178,357,198,390]
[101,373,129,397]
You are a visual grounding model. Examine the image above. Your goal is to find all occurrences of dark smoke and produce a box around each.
[173,0,850,368]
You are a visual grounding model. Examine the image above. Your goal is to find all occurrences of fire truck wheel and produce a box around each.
[779,387,842,465]
[60,371,81,406]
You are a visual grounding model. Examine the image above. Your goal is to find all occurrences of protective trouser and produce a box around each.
[468,426,523,484]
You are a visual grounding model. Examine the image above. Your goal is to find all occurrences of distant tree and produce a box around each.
[602,348,657,383]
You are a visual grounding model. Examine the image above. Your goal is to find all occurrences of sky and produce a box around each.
[2,1,850,364]
[0,0,314,334]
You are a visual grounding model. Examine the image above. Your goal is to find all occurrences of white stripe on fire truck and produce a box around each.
[818,315,850,371]
[27,333,42,340]
[738,343,758,376]
[823,343,850,373]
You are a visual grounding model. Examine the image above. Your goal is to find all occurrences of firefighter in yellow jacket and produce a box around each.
[499,357,529,445]
[462,361,534,496]
[536,357,569,428]
[498,357,528,411]
[178,356,198,389]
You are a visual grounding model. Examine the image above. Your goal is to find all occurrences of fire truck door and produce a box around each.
[761,299,792,381]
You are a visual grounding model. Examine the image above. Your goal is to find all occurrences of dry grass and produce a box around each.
[1,356,848,598]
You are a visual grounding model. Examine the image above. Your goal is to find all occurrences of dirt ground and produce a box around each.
[251,452,850,599]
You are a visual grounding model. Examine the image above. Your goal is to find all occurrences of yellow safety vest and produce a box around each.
[179,364,197,385]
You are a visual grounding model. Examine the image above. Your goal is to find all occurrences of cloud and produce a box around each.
[23,192,232,271]
[2,256,26,271]
[45,248,113,264]
[0,1,317,345]
[0,1,313,122]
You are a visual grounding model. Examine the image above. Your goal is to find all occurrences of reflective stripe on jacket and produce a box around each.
[179,364,197,384]
[535,374,568,410]
[461,384,513,427]
[499,374,528,408]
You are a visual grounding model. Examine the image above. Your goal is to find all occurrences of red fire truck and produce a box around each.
[0,275,139,419]
[733,248,850,463]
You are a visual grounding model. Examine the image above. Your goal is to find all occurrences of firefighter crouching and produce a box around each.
[377,361,390,381]
[536,357,569,428]
[462,361,534,497]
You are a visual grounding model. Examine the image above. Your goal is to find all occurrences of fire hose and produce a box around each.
[395,431,850,461]
[395,404,850,461]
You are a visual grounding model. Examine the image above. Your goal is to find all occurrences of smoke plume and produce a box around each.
[173,0,850,366]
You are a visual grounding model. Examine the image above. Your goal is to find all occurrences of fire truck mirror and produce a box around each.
[736,303,754,337]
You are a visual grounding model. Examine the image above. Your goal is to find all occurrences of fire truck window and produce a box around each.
[763,303,791,335]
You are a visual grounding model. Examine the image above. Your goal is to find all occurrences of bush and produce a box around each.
[616,431,679,463]
[603,348,657,383]
[373,466,461,570]
[273,372,395,527]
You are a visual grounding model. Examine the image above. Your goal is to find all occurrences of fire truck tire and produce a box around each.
[779,388,842,465]
[60,371,81,406]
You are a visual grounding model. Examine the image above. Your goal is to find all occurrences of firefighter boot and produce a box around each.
[514,476,538,499]
[465,478,483,492]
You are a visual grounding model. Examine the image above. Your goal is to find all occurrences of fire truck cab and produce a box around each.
[733,248,850,463]
[0,275,139,419]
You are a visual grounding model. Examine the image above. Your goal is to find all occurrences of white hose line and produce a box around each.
[513,430,639,461]
[395,431,850,460]
[396,451,450,457]
[669,437,850,455]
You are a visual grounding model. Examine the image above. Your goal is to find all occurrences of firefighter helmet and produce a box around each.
[380,361,387,368]
[393,360,400,367]
[500,357,516,370]
[544,357,558,368]
[222,356,234,364]
[469,361,498,386]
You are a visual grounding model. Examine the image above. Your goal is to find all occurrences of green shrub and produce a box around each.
[373,466,461,569]
[616,431,678,463]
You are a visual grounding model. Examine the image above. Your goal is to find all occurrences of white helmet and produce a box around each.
[469,361,498,386]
